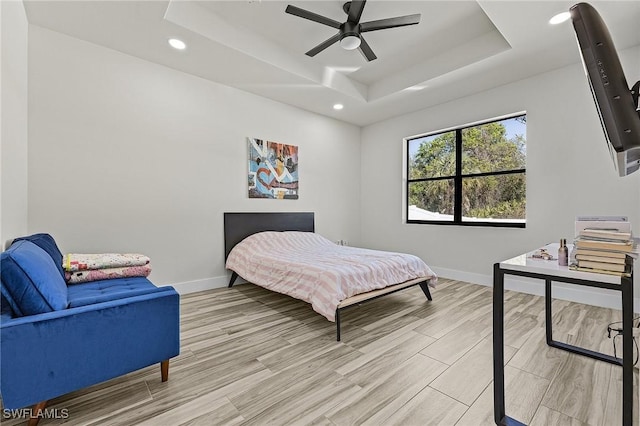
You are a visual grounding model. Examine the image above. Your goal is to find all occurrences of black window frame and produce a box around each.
[406,113,526,228]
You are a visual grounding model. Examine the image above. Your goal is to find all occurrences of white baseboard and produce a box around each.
[161,274,247,295]
[163,275,228,295]
[166,267,639,312]
[431,266,640,312]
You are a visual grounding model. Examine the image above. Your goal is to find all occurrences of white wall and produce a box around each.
[21,22,640,309]
[27,26,361,292]
[361,46,640,310]
[1,0,29,246]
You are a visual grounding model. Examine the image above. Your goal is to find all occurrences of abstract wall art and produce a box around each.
[247,138,299,199]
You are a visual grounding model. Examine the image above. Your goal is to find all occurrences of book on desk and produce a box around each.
[570,217,636,276]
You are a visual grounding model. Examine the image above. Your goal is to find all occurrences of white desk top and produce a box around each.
[499,243,626,285]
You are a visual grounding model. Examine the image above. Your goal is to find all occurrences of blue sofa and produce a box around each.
[0,234,180,424]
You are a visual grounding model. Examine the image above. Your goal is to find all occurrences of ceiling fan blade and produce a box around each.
[347,0,366,23]
[360,14,421,32]
[306,33,342,57]
[285,5,341,29]
[358,36,377,61]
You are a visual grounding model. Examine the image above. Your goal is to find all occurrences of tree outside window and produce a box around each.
[407,114,526,227]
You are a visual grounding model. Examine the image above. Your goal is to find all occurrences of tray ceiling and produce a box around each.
[23,1,640,126]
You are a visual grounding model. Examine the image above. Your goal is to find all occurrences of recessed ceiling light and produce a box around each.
[168,38,186,50]
[404,84,428,92]
[333,104,344,110]
[549,11,571,25]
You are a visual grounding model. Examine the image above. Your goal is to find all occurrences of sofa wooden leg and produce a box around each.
[161,359,169,382]
[27,400,48,426]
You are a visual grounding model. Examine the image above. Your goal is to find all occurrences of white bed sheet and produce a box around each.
[225,231,436,321]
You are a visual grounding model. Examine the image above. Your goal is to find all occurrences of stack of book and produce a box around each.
[570,217,634,276]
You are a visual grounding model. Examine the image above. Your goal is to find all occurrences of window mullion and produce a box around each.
[454,129,463,223]
[406,139,410,222]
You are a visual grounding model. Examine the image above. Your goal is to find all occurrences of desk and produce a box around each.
[493,243,634,426]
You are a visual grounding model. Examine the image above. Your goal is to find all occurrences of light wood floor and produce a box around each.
[8,279,638,425]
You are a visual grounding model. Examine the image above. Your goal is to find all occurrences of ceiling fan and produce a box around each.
[285,0,420,62]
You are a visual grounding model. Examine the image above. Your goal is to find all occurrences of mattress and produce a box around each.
[225,231,436,321]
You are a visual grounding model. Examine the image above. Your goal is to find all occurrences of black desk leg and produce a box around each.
[493,263,506,425]
[621,274,633,426]
[493,265,527,426]
[545,279,553,345]
[545,279,622,366]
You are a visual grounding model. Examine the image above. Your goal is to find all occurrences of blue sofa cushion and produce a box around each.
[0,240,69,316]
[13,233,65,280]
[1,294,14,322]
[67,277,173,308]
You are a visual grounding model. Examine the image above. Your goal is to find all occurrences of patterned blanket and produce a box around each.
[66,265,152,284]
[63,253,150,272]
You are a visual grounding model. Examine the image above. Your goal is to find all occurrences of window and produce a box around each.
[406,114,526,227]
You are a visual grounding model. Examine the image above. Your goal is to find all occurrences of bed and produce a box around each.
[224,212,436,340]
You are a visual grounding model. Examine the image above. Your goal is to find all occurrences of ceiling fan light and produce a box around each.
[340,35,361,50]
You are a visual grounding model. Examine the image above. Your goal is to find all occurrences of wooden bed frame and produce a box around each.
[223,212,432,341]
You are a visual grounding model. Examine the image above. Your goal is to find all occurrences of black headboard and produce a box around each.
[224,212,315,259]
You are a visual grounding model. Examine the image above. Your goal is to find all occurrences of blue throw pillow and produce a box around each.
[13,233,65,279]
[0,240,68,317]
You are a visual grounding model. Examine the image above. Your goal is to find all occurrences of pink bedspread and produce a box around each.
[225,231,436,321]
